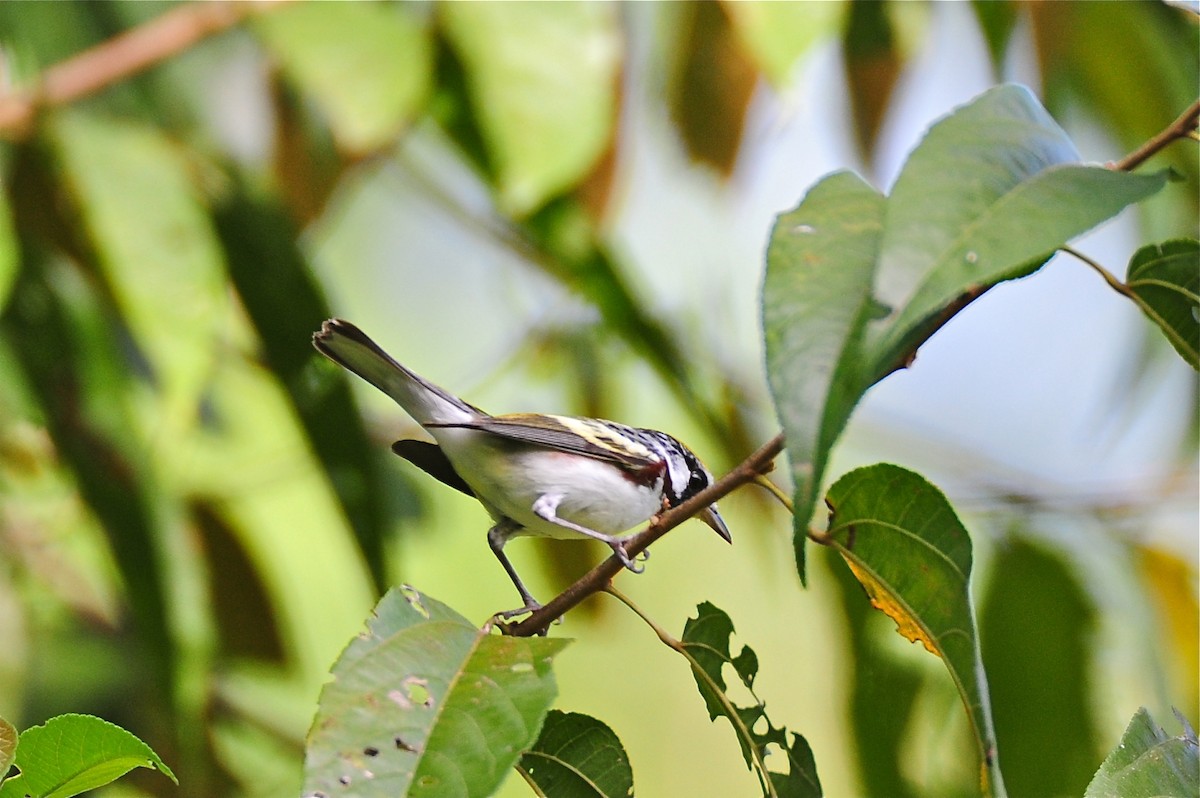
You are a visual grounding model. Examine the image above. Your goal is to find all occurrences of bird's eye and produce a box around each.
[687,468,708,497]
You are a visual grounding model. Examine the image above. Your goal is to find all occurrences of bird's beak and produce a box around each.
[700,505,732,543]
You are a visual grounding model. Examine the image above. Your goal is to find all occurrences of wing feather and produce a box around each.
[428,413,661,470]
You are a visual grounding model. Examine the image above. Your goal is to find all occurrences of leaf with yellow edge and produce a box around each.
[840,558,939,657]
[823,463,1006,798]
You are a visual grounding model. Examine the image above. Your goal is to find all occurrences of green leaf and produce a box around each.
[669,1,757,175]
[0,716,16,782]
[823,464,1004,797]
[213,184,396,592]
[49,111,227,432]
[1085,707,1199,798]
[681,603,822,798]
[842,0,904,157]
[1124,239,1199,369]
[824,549,922,798]
[0,714,175,798]
[0,191,16,313]
[303,587,569,798]
[979,537,1099,797]
[969,0,1020,75]
[517,711,633,798]
[440,2,620,216]
[255,2,431,154]
[762,86,1171,590]
[725,1,846,87]
[867,84,1168,376]
[1032,2,1199,241]
[1,208,174,699]
[763,170,886,584]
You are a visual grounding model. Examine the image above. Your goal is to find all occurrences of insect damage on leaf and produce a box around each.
[842,555,942,658]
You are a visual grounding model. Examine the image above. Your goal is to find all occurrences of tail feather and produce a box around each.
[312,319,481,426]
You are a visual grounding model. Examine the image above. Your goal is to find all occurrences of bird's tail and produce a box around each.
[312,319,481,426]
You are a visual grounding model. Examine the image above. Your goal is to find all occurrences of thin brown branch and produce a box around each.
[506,432,785,637]
[1112,98,1200,172]
[0,1,282,139]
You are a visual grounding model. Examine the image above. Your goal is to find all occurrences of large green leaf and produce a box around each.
[1085,707,1199,798]
[680,603,822,798]
[0,714,175,798]
[763,171,886,583]
[517,711,633,798]
[255,2,432,154]
[979,537,1099,797]
[822,464,1004,797]
[867,84,1168,376]
[303,588,569,798]
[761,85,1169,587]
[1032,1,1199,241]
[440,2,620,216]
[1124,239,1199,369]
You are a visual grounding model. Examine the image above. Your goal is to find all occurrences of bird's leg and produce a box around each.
[487,519,543,618]
[531,494,645,574]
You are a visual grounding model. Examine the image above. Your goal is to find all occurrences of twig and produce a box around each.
[1112,98,1200,172]
[0,1,282,139]
[506,432,784,637]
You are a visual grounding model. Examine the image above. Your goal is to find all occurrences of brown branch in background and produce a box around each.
[1112,98,1200,172]
[506,432,785,637]
[0,0,282,140]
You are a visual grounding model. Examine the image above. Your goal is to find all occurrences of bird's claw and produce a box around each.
[611,541,645,574]
[495,601,542,620]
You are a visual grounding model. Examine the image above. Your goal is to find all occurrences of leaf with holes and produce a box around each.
[302,587,569,798]
[517,711,632,798]
[0,714,175,798]
[681,602,822,798]
[1085,707,1199,798]
[1124,239,1199,369]
[822,464,1003,797]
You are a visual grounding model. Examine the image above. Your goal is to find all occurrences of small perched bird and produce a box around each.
[312,319,730,615]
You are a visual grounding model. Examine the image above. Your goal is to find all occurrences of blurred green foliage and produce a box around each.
[0,2,1194,796]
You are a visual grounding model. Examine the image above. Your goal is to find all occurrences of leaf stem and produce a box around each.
[608,587,781,798]
[753,474,793,512]
[1060,245,1136,299]
[603,585,682,651]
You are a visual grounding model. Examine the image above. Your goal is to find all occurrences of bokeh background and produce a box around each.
[0,2,1196,796]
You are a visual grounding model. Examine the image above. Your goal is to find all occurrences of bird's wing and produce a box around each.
[430,413,663,471]
[391,439,475,497]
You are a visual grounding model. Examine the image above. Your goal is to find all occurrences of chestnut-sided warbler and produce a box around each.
[313,319,730,613]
